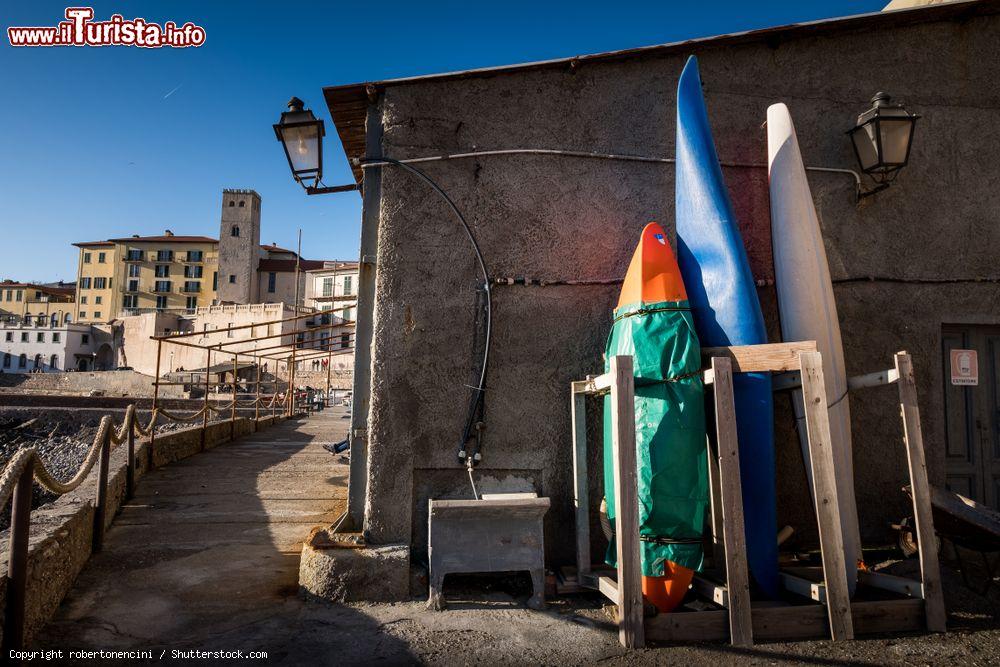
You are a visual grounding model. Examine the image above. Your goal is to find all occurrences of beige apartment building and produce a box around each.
[73,189,329,323]
[0,281,75,325]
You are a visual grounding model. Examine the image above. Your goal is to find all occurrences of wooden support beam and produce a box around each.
[571,389,591,582]
[859,570,924,599]
[609,355,644,649]
[799,351,854,641]
[710,356,753,647]
[701,341,817,373]
[780,572,827,604]
[692,573,729,608]
[895,352,947,632]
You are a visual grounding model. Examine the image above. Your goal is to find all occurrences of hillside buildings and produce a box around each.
[0,281,75,325]
[1,320,99,372]
[72,189,329,323]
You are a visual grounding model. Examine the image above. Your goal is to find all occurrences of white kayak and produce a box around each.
[767,102,862,595]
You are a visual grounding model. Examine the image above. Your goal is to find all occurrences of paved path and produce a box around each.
[35,409,350,658]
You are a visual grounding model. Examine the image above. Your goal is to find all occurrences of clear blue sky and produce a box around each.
[1,0,885,282]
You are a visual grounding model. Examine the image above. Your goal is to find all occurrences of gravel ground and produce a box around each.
[0,407,228,529]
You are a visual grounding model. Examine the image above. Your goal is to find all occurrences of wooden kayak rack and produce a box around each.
[565,341,945,648]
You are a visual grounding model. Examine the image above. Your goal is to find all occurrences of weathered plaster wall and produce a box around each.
[364,12,1000,570]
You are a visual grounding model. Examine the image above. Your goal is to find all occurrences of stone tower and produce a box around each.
[217,189,262,304]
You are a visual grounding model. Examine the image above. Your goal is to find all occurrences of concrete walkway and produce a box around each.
[35,409,350,658]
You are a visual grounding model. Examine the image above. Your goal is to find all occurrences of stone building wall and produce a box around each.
[352,5,1000,573]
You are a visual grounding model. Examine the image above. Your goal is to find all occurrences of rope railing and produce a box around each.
[0,396,276,650]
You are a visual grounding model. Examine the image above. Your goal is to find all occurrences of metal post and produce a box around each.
[3,458,34,650]
[202,346,211,449]
[325,317,333,408]
[150,339,162,470]
[126,411,135,500]
[231,353,238,440]
[93,426,111,552]
[255,361,261,421]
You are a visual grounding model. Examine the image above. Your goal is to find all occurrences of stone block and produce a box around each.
[299,529,409,603]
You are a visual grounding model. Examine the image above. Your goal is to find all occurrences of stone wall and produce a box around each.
[0,370,185,398]
[358,7,1000,579]
[0,413,289,646]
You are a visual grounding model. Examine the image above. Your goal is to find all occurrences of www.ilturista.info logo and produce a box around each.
[8,7,206,48]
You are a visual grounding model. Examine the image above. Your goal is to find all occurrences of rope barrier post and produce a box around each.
[93,424,111,553]
[126,408,136,500]
[255,360,261,421]
[325,323,333,409]
[3,457,33,650]
[231,353,238,440]
[202,345,212,450]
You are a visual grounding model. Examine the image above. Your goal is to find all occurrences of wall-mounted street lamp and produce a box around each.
[847,92,919,199]
[273,97,357,195]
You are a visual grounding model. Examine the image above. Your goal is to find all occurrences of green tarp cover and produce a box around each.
[603,300,708,576]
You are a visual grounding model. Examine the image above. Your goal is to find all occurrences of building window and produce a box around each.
[229,275,236,284]
[95,296,103,304]
[4,289,10,300]
[53,332,61,343]
[64,313,71,324]
[184,281,200,293]
[184,265,203,278]
[157,250,174,262]
[187,250,203,262]
[20,332,28,342]
[213,272,218,290]
[155,265,170,278]
[231,226,240,237]
[81,334,89,344]
[154,280,171,293]
[80,278,91,289]
[79,312,87,319]
[155,296,167,310]
[93,277,107,289]
[228,201,235,207]
[80,296,88,304]
[123,295,137,309]
[98,252,106,263]
[343,276,353,295]
[322,277,333,297]
[50,313,58,327]
[268,272,276,293]
[33,354,42,369]
[93,311,102,319]
[50,354,58,370]
[128,264,141,277]
[341,334,350,349]
[83,252,91,263]
[2,353,9,368]
[126,249,143,261]
[128,280,139,292]
[186,296,198,310]
[238,200,245,208]
[18,353,27,368]
[4,332,10,341]
[15,291,22,302]
[37,332,44,342]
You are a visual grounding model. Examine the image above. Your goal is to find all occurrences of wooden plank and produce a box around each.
[597,574,620,605]
[781,572,827,604]
[895,352,947,632]
[571,389,592,581]
[609,355,644,649]
[701,341,817,373]
[706,435,725,568]
[692,573,729,608]
[847,368,899,390]
[859,571,924,599]
[646,599,924,643]
[799,351,854,641]
[710,357,753,647]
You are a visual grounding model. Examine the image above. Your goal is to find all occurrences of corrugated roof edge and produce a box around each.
[323,0,999,183]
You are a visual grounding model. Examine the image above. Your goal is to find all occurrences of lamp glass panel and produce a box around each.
[851,122,880,171]
[878,118,913,165]
[281,123,321,175]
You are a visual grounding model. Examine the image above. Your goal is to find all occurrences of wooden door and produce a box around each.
[942,325,1000,508]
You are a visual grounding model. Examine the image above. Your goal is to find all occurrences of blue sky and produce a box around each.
[1,1,885,282]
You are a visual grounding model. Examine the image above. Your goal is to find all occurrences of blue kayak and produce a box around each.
[675,56,779,597]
